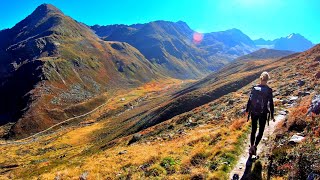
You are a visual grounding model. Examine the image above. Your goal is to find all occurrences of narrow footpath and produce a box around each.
[229,113,286,179]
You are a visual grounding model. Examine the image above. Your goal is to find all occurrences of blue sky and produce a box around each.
[1,0,319,43]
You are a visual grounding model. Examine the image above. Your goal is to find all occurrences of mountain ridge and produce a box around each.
[92,21,257,79]
[236,48,296,61]
[254,33,314,52]
[0,3,162,138]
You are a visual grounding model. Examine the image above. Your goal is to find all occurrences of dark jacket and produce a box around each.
[246,84,274,119]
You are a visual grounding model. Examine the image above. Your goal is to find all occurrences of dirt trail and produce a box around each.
[229,113,286,179]
[0,100,111,146]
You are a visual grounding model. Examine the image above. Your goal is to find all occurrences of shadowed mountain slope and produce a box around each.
[0,4,162,138]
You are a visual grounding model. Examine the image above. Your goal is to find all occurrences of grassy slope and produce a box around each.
[261,45,320,179]
[0,54,284,179]
[98,21,256,79]
[1,24,318,178]
[0,4,164,138]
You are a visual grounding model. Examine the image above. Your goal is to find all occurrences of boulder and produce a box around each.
[315,72,320,79]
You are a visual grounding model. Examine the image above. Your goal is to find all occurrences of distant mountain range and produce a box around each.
[91,22,256,79]
[254,33,314,52]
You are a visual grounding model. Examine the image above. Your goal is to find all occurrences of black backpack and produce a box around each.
[249,86,270,115]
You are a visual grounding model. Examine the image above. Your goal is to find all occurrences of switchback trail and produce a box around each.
[0,99,112,146]
[229,113,286,179]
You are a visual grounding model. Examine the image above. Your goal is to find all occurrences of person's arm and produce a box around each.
[246,88,253,112]
[269,88,274,119]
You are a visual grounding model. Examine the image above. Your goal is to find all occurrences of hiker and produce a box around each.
[245,71,275,156]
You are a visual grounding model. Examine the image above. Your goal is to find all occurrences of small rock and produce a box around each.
[297,80,305,87]
[308,95,320,115]
[298,91,311,97]
[278,111,287,115]
[281,99,289,105]
[283,89,293,96]
[289,96,299,101]
[287,73,298,79]
[128,133,142,145]
[273,91,280,97]
[228,99,235,105]
[118,150,127,155]
[54,174,61,180]
[289,134,305,144]
[296,132,304,136]
[79,171,88,180]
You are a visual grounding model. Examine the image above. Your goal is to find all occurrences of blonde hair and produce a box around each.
[260,71,270,82]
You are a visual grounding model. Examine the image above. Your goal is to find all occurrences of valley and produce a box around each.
[0,3,319,180]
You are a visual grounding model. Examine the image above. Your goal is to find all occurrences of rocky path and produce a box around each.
[229,113,286,179]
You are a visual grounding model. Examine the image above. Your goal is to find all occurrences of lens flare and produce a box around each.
[193,32,203,44]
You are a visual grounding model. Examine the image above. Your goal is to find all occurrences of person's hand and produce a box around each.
[244,111,249,121]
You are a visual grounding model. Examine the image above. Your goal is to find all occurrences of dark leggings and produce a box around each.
[250,113,267,147]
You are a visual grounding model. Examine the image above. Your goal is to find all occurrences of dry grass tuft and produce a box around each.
[230,118,247,131]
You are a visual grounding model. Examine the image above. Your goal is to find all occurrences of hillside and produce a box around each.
[91,22,257,79]
[0,4,162,138]
[236,48,296,61]
[0,38,318,179]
